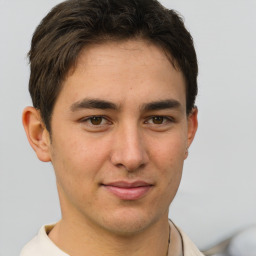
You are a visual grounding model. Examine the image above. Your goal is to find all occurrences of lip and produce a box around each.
[102,181,153,200]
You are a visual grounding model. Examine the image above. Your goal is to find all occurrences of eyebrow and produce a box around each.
[70,98,118,112]
[141,99,182,112]
[70,98,182,112]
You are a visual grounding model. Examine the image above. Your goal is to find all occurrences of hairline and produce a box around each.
[45,37,187,133]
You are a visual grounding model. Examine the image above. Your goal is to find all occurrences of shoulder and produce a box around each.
[20,235,41,256]
[177,226,205,256]
[20,225,68,256]
[169,220,204,256]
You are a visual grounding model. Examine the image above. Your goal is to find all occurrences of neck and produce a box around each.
[48,216,170,256]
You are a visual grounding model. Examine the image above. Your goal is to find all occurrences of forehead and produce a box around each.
[76,39,174,68]
[58,39,186,110]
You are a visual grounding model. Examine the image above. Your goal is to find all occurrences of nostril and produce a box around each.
[110,152,148,172]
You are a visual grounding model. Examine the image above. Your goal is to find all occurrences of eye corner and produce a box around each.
[144,115,175,125]
[78,115,113,132]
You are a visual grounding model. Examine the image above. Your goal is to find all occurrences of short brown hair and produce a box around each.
[28,0,198,131]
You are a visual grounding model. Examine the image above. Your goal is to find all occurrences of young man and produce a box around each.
[21,0,202,255]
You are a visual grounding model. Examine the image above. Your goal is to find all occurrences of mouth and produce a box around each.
[101,181,153,200]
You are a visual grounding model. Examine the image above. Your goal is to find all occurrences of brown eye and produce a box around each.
[152,116,164,124]
[90,116,103,125]
[80,116,112,132]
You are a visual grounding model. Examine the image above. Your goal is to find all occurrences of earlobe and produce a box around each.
[185,107,198,158]
[22,107,51,162]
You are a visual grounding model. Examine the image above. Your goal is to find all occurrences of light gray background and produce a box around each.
[0,1,255,255]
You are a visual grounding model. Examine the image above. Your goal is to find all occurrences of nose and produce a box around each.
[110,124,149,172]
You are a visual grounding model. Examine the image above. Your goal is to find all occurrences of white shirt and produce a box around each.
[20,222,204,256]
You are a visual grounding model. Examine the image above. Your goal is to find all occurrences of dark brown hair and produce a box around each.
[28,0,198,131]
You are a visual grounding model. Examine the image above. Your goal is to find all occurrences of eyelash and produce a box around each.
[80,116,111,127]
[80,115,174,127]
[144,116,175,125]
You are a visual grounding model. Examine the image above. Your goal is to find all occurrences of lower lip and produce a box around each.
[104,185,152,200]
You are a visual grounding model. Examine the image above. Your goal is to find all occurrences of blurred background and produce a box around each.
[0,0,255,255]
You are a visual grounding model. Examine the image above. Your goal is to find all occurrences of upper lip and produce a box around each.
[102,181,152,188]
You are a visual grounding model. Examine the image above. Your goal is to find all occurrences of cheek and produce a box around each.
[148,132,186,199]
[150,133,187,171]
[53,130,108,164]
[50,133,110,192]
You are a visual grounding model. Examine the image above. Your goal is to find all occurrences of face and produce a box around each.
[47,40,197,235]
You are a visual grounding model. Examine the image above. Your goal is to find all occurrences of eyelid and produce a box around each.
[144,115,175,124]
[78,115,175,131]
[79,115,112,126]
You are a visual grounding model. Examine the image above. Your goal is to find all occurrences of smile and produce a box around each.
[102,181,153,200]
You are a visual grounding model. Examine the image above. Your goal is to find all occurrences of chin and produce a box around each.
[99,208,161,236]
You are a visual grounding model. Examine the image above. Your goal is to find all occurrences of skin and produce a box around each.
[23,39,198,256]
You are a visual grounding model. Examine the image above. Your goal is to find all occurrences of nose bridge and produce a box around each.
[110,120,148,171]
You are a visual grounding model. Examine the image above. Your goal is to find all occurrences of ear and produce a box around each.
[22,107,51,162]
[185,107,198,159]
